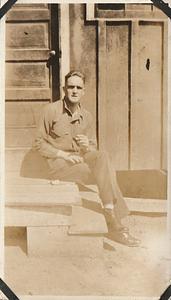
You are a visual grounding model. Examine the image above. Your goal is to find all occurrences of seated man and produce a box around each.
[34,70,140,247]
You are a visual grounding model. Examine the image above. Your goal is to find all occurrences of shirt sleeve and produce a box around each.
[33,105,60,158]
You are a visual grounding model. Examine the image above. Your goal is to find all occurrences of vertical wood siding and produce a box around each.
[131,22,163,170]
[97,20,167,170]
[5,4,167,171]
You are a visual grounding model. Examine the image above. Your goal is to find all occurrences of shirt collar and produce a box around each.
[63,98,83,121]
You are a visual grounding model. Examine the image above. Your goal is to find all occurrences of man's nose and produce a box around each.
[73,86,78,92]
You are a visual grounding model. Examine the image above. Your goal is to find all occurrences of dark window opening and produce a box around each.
[97,4,125,10]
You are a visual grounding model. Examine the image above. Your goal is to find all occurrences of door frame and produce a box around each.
[50,4,70,101]
[59,4,70,97]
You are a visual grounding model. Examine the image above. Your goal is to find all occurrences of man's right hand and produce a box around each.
[67,155,83,164]
[57,150,83,164]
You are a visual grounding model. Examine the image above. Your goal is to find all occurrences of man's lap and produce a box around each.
[47,154,96,184]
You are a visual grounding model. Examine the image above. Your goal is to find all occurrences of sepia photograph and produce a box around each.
[0,0,171,298]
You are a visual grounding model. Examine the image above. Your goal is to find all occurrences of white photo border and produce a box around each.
[0,0,171,299]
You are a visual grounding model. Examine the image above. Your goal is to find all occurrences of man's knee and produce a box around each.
[91,150,109,160]
[84,149,109,165]
[96,150,108,159]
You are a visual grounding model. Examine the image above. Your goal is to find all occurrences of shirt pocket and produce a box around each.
[50,121,70,138]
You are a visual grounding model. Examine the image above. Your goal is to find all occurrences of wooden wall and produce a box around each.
[5,4,52,148]
[69,4,97,131]
[5,3,168,172]
[99,20,167,170]
[69,4,168,170]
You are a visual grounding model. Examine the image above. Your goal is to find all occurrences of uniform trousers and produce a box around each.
[47,150,129,219]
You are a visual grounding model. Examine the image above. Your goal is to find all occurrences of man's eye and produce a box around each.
[67,85,83,90]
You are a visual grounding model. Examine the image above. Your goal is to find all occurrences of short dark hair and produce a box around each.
[65,70,85,85]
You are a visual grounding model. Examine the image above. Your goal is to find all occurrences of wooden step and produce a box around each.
[5,171,167,214]
[5,206,72,227]
[80,187,167,215]
[6,179,81,207]
[27,226,104,257]
[117,170,167,200]
[125,197,167,214]
[6,174,51,185]
[5,149,167,199]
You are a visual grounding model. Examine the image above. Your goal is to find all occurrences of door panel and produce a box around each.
[106,23,130,169]
[6,63,49,88]
[12,4,48,9]
[5,4,59,149]
[6,23,49,48]
[131,22,163,169]
[6,8,50,22]
[5,4,51,102]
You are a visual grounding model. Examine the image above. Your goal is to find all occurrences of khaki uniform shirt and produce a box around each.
[34,99,97,158]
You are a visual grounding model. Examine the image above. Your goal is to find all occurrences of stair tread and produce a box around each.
[125,197,167,213]
[5,173,167,213]
[5,179,81,206]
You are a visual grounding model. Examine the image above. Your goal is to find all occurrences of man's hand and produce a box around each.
[75,134,90,153]
[57,150,83,164]
[66,154,83,164]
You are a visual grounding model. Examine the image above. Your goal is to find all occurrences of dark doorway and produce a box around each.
[50,4,60,101]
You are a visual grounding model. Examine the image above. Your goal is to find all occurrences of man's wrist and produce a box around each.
[56,150,70,159]
[81,146,90,154]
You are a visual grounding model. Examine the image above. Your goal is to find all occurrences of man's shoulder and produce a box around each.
[82,106,93,121]
[43,99,63,110]
[42,100,63,115]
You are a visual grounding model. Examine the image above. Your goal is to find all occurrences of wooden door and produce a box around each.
[98,20,167,170]
[5,4,60,149]
[131,21,167,170]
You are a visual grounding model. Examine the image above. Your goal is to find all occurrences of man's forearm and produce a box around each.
[34,139,58,158]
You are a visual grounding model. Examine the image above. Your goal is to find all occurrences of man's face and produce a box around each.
[64,75,85,105]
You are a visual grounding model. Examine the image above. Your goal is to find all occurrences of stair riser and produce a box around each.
[5,207,72,227]
[6,149,28,171]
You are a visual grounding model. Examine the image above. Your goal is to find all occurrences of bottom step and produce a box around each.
[27,226,104,257]
[125,197,167,214]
